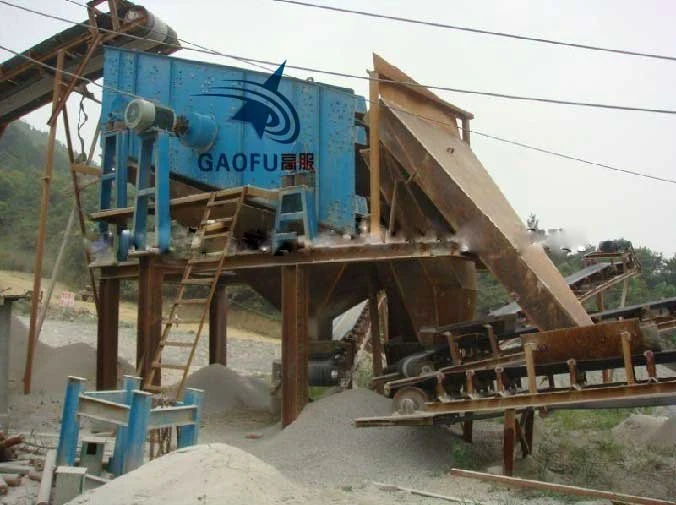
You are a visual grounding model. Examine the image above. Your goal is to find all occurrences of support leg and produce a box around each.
[138,257,162,387]
[97,278,119,390]
[109,376,141,476]
[524,408,535,454]
[368,277,383,391]
[0,302,11,431]
[177,388,204,448]
[209,282,227,366]
[281,265,309,427]
[124,391,152,473]
[56,377,86,466]
[503,409,516,476]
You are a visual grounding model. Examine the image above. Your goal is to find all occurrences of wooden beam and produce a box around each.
[24,50,64,394]
[449,469,676,505]
[208,282,228,366]
[96,278,119,390]
[368,68,381,237]
[281,265,309,427]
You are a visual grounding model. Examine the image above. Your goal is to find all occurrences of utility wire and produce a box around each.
[3,0,676,116]
[0,9,674,186]
[2,38,672,187]
[273,0,676,64]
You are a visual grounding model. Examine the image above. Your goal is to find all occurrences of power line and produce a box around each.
[0,10,674,186]
[273,0,676,64]
[3,0,676,116]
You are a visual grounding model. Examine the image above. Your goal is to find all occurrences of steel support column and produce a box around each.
[503,409,516,476]
[138,257,162,387]
[96,277,119,390]
[209,282,228,366]
[368,276,384,392]
[281,265,309,427]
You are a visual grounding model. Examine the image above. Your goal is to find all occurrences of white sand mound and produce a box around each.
[251,388,457,486]
[66,443,314,505]
[184,364,270,413]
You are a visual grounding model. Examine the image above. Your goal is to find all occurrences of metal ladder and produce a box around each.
[143,188,247,399]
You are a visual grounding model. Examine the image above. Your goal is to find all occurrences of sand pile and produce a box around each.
[612,413,676,448]
[184,364,270,414]
[251,388,457,487]
[9,316,133,393]
[66,443,318,505]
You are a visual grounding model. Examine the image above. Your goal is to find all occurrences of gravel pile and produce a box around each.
[185,364,270,413]
[9,317,133,393]
[251,389,457,487]
[67,443,320,505]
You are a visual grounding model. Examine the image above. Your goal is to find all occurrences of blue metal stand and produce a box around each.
[272,186,317,252]
[130,133,172,255]
[56,376,203,476]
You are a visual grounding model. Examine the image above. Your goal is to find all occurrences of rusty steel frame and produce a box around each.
[281,265,309,427]
[23,51,64,395]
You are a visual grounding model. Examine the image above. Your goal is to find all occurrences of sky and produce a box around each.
[1,0,675,256]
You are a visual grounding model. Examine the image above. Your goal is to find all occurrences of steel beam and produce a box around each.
[24,51,64,394]
[96,277,119,390]
[137,257,162,387]
[208,282,227,366]
[281,265,309,427]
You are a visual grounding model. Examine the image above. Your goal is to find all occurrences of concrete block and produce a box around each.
[53,466,87,505]
[79,437,106,476]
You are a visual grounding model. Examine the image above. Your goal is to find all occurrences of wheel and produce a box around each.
[392,387,429,414]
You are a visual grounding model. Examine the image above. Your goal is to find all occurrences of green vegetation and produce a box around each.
[475,222,676,315]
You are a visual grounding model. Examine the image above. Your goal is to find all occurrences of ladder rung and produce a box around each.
[180,278,214,285]
[188,256,222,264]
[153,362,187,370]
[202,232,230,240]
[163,318,203,324]
[137,187,155,197]
[201,217,233,226]
[71,163,101,176]
[174,298,209,305]
[207,197,241,207]
[100,173,115,182]
[202,223,229,233]
[162,341,194,348]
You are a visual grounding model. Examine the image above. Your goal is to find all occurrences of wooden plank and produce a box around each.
[449,469,676,505]
[370,481,484,504]
[503,409,515,475]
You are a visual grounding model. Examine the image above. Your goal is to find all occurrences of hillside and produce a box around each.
[0,120,97,286]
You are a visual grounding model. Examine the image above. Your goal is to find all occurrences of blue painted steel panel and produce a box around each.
[101,47,362,234]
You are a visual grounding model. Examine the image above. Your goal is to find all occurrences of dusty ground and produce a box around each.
[3,304,675,504]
